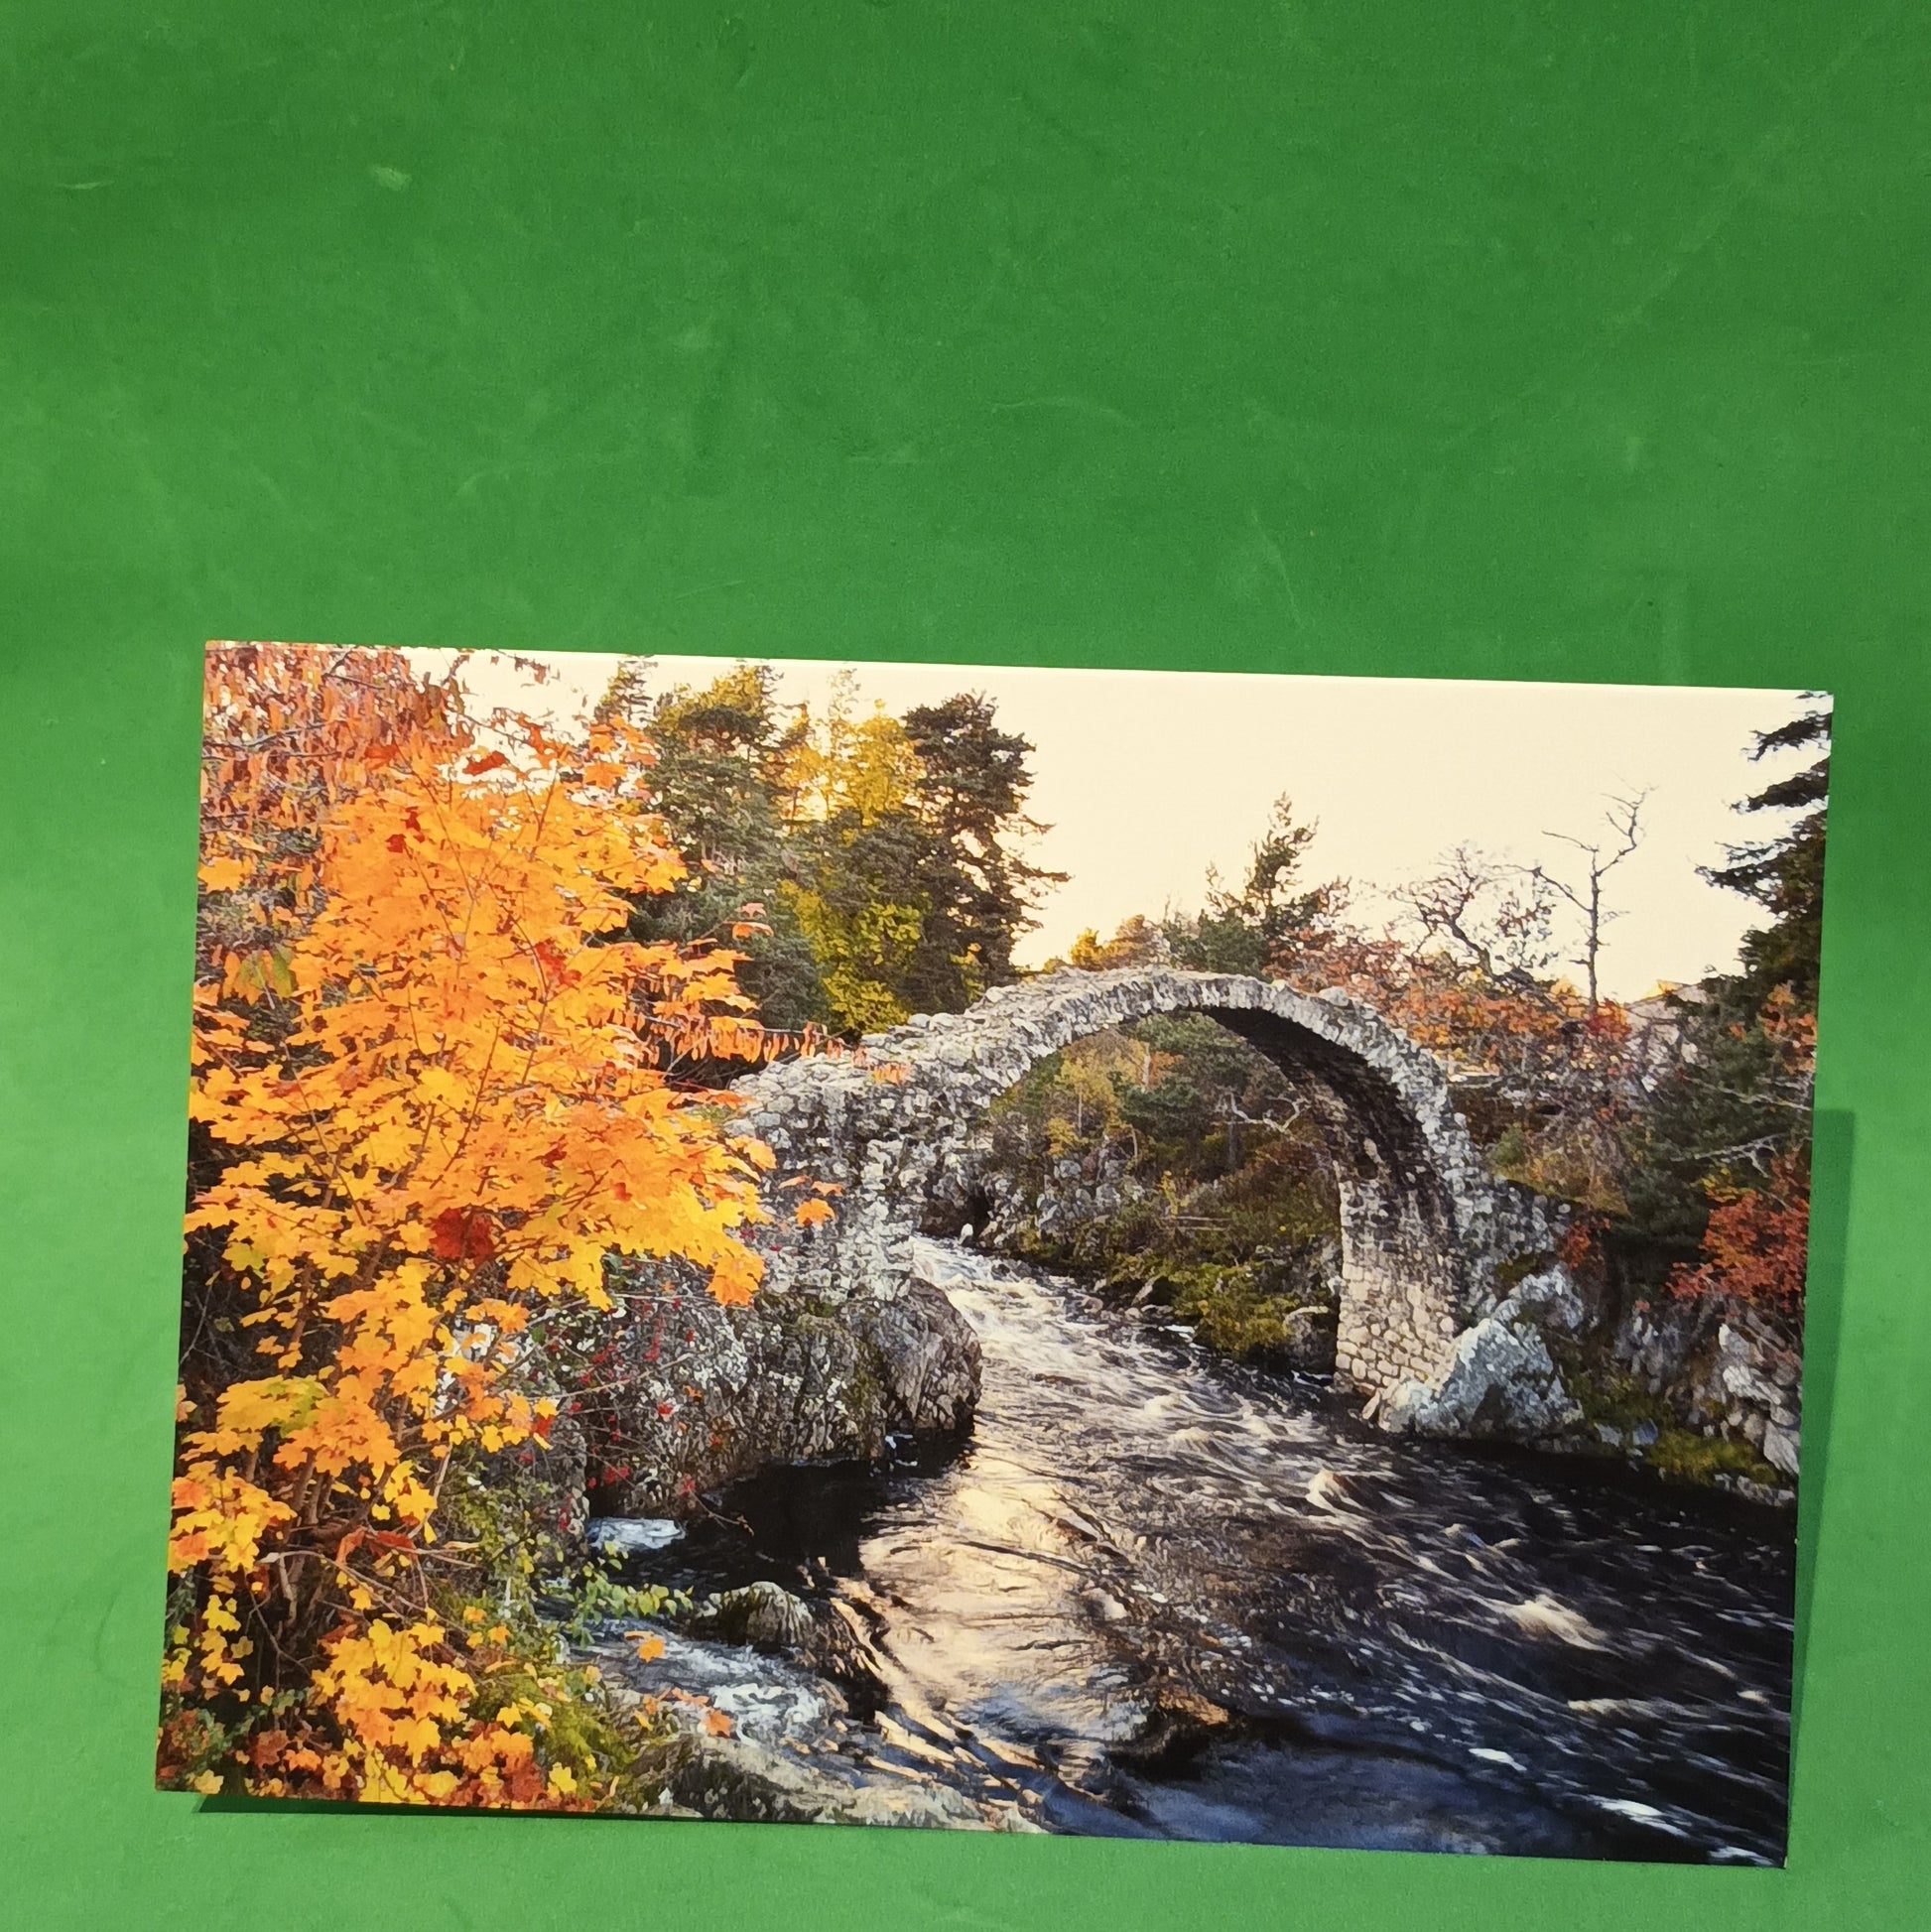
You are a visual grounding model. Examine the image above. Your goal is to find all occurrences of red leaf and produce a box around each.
[429,1208,497,1261]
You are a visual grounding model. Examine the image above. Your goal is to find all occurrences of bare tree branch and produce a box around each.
[1523,789,1652,1010]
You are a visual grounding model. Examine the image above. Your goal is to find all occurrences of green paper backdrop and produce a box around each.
[3,2,1925,1924]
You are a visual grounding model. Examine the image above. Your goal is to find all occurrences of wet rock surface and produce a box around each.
[591,1257,980,1518]
[580,1609,1039,1831]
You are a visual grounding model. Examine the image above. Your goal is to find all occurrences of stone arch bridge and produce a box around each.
[734,968,1560,1401]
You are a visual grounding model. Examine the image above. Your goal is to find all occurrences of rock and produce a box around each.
[660,1727,1025,1830]
[1369,1261,1593,1445]
[1279,1304,1338,1372]
[688,1581,818,1652]
[1715,1322,1783,1409]
[1503,1263,1588,1336]
[1717,1475,1795,1508]
[1761,1420,1801,1478]
[594,1628,1038,1831]
[851,1276,981,1435]
[1375,1306,1583,1443]
[593,1259,981,1517]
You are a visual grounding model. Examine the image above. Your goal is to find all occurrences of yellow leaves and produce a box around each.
[413,1065,466,1109]
[307,1616,483,1773]
[792,1197,835,1228]
[174,649,783,1810]
[628,1632,666,1663]
[380,1463,436,1527]
[706,1246,764,1307]
[169,1470,294,1575]
[210,1374,325,1447]
[275,1388,403,1479]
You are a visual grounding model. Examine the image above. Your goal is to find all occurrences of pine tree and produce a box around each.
[1166,797,1342,976]
[897,694,1063,1012]
[599,660,829,1035]
[1702,701,1831,1013]
[1621,701,1827,1302]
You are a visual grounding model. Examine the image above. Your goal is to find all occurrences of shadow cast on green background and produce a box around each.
[1790,1109,1852,1752]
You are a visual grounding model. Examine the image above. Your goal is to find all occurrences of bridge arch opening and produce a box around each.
[952,1007,1348,1368]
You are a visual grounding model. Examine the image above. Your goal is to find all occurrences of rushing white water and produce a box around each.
[627,1239,1793,1860]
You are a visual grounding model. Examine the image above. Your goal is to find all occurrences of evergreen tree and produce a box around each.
[1165,797,1341,975]
[1621,701,1828,1286]
[1701,700,1831,1013]
[598,660,828,1034]
[897,694,1063,1012]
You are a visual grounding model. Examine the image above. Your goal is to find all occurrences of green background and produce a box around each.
[3,1,1925,1924]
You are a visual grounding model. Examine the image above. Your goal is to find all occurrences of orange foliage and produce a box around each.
[163,643,782,1806]
[1669,1149,1811,1313]
[1279,926,1639,1209]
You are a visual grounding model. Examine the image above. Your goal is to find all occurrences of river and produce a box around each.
[606,1237,1793,1861]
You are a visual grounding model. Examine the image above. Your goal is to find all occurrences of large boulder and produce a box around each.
[1371,1265,1586,1444]
[686,1581,818,1652]
[587,1255,981,1518]
[850,1278,983,1435]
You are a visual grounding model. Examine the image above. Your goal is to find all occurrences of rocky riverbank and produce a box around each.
[963,1131,1797,1501]
[574,1584,1043,1831]
[560,1238,1795,1858]
[498,1251,983,1549]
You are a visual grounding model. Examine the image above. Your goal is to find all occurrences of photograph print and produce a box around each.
[161,643,1825,1861]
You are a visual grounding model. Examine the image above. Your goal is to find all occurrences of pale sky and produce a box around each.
[413,648,1821,1003]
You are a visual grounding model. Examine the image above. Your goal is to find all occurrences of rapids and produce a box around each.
[612,1238,1793,1860]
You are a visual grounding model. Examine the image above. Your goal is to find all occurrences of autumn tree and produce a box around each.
[772,677,934,1034]
[164,644,780,1807]
[1284,842,1641,1209]
[1061,913,1168,970]
[1634,702,1829,1324]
